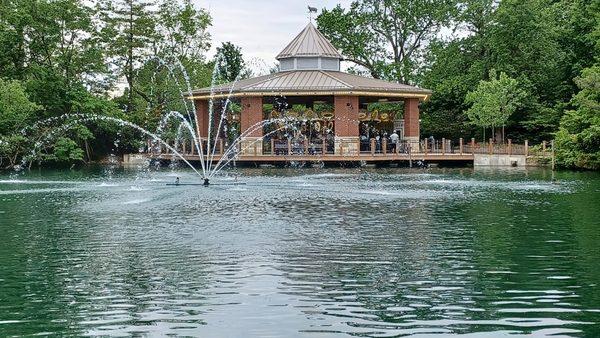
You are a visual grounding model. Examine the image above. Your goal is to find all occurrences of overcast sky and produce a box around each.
[192,0,353,71]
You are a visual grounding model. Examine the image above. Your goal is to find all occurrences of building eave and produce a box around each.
[188,90,431,101]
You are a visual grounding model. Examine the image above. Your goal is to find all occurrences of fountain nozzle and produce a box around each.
[203,178,210,187]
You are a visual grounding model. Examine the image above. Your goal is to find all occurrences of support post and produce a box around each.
[471,138,475,155]
[508,139,512,155]
[219,139,224,155]
[287,138,291,155]
[542,141,547,153]
[442,138,446,155]
[551,140,555,170]
[424,138,428,155]
[382,138,387,155]
[488,138,493,155]
[304,139,308,154]
[239,96,263,156]
[525,140,529,157]
[403,98,420,144]
[271,138,275,155]
[459,138,463,155]
[322,138,326,155]
[371,139,375,155]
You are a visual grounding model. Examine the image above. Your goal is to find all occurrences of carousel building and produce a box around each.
[189,23,433,161]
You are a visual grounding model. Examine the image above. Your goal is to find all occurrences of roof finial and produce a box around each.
[308,5,317,23]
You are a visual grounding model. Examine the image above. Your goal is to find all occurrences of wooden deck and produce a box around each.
[151,152,474,163]
[145,139,553,164]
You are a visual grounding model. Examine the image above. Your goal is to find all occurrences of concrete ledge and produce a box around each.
[123,153,149,165]
[474,154,526,167]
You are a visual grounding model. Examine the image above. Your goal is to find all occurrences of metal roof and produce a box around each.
[276,23,343,60]
[190,23,431,100]
[190,70,431,98]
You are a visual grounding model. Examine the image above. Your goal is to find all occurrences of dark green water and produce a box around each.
[0,167,599,337]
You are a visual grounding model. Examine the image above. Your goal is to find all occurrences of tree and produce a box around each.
[555,66,600,170]
[0,79,40,167]
[0,79,40,134]
[100,0,213,131]
[465,70,525,141]
[214,42,251,83]
[317,0,458,84]
[99,0,156,112]
[155,0,211,60]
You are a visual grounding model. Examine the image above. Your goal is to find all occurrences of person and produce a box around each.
[360,134,368,152]
[175,177,180,186]
[375,134,381,153]
[390,130,399,152]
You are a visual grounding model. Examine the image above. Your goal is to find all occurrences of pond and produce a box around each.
[0,167,599,337]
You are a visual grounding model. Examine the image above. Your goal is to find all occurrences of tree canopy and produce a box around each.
[555,66,600,170]
[317,0,458,84]
[465,70,525,139]
[0,0,217,168]
[214,42,251,83]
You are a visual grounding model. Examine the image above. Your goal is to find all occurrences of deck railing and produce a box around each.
[147,137,553,159]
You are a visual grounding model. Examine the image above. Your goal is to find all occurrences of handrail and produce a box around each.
[147,138,554,159]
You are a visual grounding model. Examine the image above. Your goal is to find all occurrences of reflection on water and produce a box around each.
[0,167,599,337]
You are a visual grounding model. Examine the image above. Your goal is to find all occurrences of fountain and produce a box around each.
[13,22,432,179]
[14,54,301,186]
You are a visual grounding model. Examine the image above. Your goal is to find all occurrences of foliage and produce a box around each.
[0,134,29,168]
[0,0,215,168]
[0,79,41,134]
[49,137,85,163]
[214,42,251,83]
[421,0,599,148]
[555,66,600,170]
[0,0,598,170]
[0,79,40,167]
[465,70,525,134]
[317,0,458,83]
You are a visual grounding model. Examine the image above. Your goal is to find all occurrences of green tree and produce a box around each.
[99,0,156,111]
[317,0,458,83]
[0,78,40,134]
[0,78,40,167]
[102,0,212,126]
[214,42,251,83]
[465,70,525,141]
[555,66,600,170]
[155,0,211,60]
[49,137,85,163]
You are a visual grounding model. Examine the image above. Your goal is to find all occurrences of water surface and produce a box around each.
[1,167,599,337]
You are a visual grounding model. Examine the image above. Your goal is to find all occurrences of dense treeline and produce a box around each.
[0,0,222,168]
[318,0,599,169]
[0,0,598,170]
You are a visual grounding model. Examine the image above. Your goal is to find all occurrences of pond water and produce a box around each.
[0,166,599,337]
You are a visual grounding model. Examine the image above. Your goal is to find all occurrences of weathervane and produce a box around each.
[308,5,317,22]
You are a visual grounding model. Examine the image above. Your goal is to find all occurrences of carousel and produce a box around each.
[188,23,431,160]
